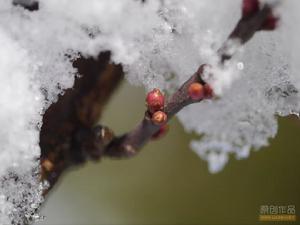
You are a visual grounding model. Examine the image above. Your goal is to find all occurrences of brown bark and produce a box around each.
[40,52,123,193]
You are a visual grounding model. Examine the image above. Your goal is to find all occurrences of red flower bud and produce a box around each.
[151,111,167,126]
[242,0,259,18]
[188,82,204,101]
[261,13,279,30]
[204,83,214,99]
[146,88,165,113]
[42,159,54,172]
[151,124,169,140]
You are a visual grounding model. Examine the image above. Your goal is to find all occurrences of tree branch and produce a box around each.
[40,52,124,194]
[103,1,278,158]
[40,0,279,194]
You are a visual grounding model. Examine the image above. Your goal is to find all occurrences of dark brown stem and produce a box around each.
[103,2,275,158]
[218,4,273,62]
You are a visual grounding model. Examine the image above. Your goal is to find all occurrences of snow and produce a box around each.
[0,0,299,223]
[0,28,44,224]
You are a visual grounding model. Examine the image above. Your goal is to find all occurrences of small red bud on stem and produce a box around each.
[242,0,259,18]
[204,84,214,99]
[261,13,279,30]
[188,83,204,101]
[146,88,165,113]
[151,124,169,140]
[151,111,167,125]
[42,159,54,172]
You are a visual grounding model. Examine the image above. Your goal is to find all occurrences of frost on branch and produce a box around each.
[176,1,300,173]
[0,0,300,223]
[125,0,300,172]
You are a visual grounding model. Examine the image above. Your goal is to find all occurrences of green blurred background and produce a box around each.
[37,81,300,225]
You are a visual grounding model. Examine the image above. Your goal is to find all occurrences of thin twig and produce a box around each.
[103,2,276,158]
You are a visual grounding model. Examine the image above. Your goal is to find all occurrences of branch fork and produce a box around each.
[103,0,279,159]
[41,0,280,193]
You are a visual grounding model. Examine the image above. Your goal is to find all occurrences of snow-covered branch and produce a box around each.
[1,0,300,224]
[104,0,278,159]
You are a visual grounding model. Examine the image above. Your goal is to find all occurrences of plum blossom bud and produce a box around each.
[242,0,259,18]
[146,88,165,113]
[41,159,54,172]
[204,83,214,99]
[151,124,169,140]
[188,82,204,101]
[261,13,279,30]
[151,111,167,125]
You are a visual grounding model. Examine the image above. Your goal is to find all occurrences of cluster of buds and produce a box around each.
[146,88,168,139]
[242,0,278,31]
[188,64,214,101]
[188,65,214,101]
[146,88,168,126]
[188,82,214,101]
[146,79,213,139]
